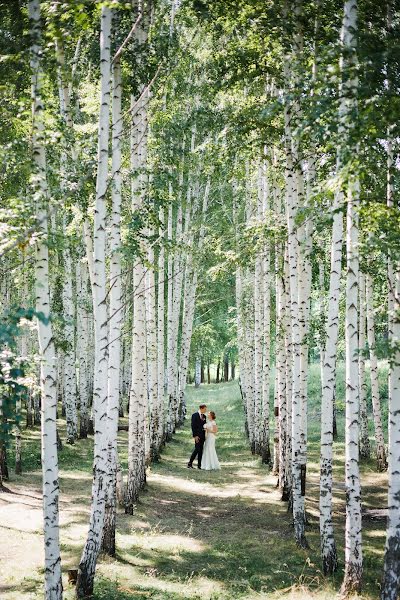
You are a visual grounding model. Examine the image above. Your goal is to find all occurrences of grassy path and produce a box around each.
[125,380,334,600]
[0,375,386,599]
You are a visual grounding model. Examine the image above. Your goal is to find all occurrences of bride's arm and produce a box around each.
[210,423,218,433]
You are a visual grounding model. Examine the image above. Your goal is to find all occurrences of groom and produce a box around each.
[187,404,207,469]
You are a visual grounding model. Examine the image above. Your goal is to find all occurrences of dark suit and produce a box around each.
[188,412,206,467]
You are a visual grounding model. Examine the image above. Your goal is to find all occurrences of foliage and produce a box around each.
[0,307,45,445]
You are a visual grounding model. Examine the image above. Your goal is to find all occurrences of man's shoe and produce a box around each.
[187,463,193,469]
[198,466,202,470]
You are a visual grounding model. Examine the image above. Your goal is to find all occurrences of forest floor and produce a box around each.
[0,364,389,600]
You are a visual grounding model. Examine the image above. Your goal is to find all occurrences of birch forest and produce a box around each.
[1,1,400,599]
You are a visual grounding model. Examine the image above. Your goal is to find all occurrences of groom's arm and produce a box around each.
[191,413,197,437]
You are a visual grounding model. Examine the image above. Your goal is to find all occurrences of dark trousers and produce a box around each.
[189,438,204,467]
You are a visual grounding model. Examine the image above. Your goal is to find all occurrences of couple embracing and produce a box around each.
[187,403,221,471]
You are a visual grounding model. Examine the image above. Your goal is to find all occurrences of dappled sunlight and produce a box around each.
[59,470,93,482]
[364,529,386,540]
[148,469,280,506]
[120,531,207,555]
[96,561,226,600]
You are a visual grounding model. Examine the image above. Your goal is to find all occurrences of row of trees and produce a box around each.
[1,0,400,599]
[0,0,226,597]
[209,0,399,598]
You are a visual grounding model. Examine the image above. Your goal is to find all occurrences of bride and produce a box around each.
[202,411,221,470]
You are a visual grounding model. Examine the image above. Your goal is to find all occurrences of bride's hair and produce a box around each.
[209,411,216,420]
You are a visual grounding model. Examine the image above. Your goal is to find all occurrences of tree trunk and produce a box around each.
[382,64,400,592]
[76,7,112,597]
[340,0,363,594]
[216,361,220,384]
[170,165,186,427]
[195,357,201,388]
[276,243,286,483]
[359,273,370,459]
[29,1,63,596]
[15,427,22,475]
[126,86,148,514]
[319,202,342,575]
[254,206,263,454]
[201,360,205,384]
[207,363,211,384]
[223,356,229,383]
[166,201,175,439]
[26,389,34,429]
[34,386,41,425]
[365,274,387,471]
[156,206,165,454]
[146,235,159,460]
[0,430,9,482]
[77,257,90,439]
[102,56,123,557]
[284,50,307,546]
[55,24,79,448]
[261,157,271,465]
[283,247,292,502]
[63,236,78,445]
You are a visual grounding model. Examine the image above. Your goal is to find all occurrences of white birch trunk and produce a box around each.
[157,207,165,448]
[283,247,292,501]
[236,267,248,423]
[76,7,112,597]
[146,237,159,460]
[343,178,362,596]
[76,257,90,439]
[169,147,186,426]
[29,0,63,596]
[381,34,400,586]
[102,57,123,557]
[63,236,78,445]
[166,201,174,438]
[284,62,307,545]
[319,205,342,575]
[126,87,148,513]
[261,159,271,464]
[194,357,201,388]
[253,164,264,455]
[244,270,256,451]
[277,260,287,489]
[382,266,400,600]
[359,273,371,459]
[365,274,387,471]
[244,174,256,452]
[341,1,363,594]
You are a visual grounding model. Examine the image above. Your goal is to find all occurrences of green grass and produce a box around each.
[0,363,388,599]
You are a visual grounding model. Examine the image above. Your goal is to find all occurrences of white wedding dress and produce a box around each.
[202,420,221,470]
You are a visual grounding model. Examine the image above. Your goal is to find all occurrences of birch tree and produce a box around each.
[253,163,264,456]
[29,0,63,596]
[156,206,166,450]
[261,158,271,465]
[381,60,400,593]
[102,55,123,557]
[319,204,342,575]
[76,6,112,596]
[341,1,363,594]
[359,272,370,459]
[126,87,148,513]
[365,273,387,471]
